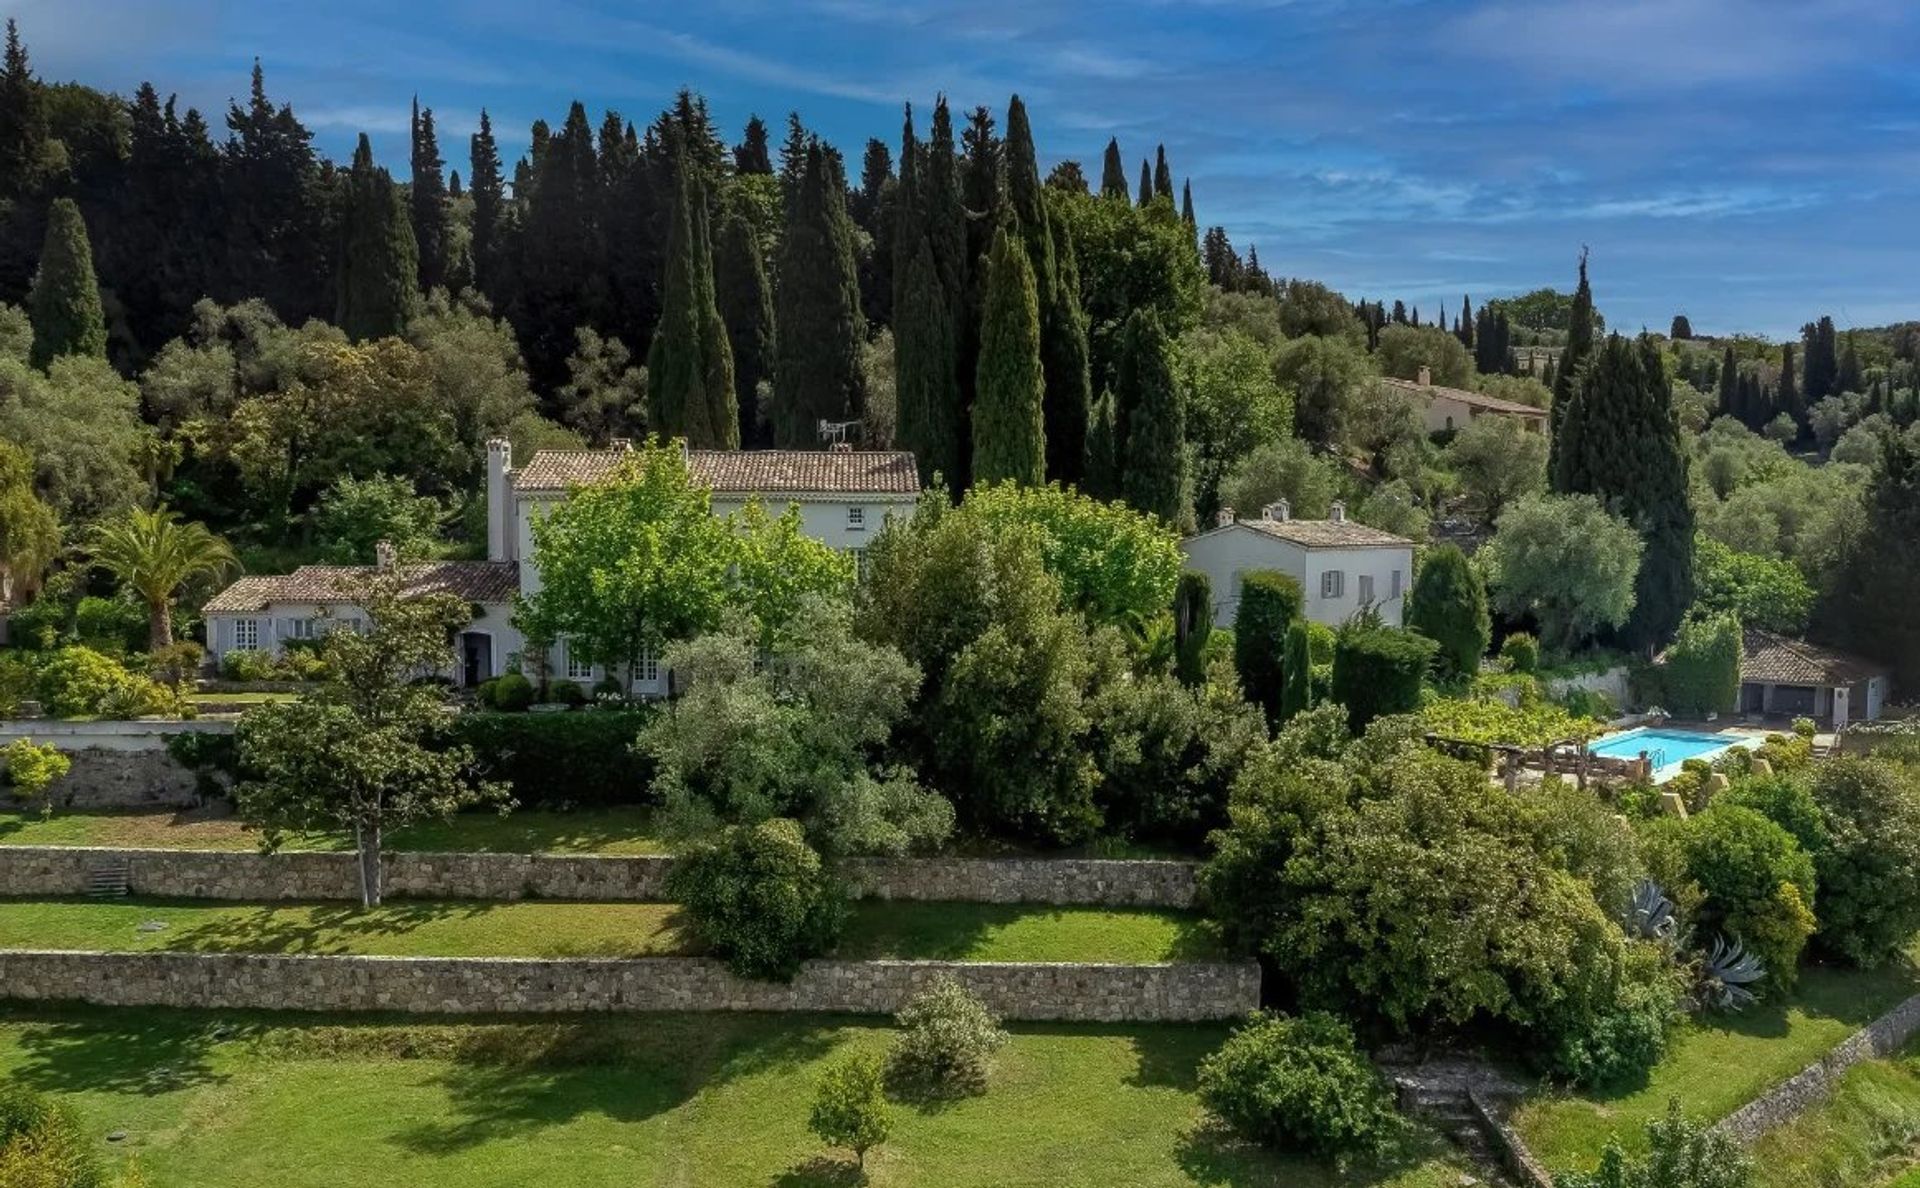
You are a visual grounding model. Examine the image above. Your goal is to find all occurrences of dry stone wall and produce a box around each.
[1713,990,1920,1144]
[0,949,1259,1022]
[0,847,1196,907]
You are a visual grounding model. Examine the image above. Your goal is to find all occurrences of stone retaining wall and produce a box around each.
[1713,989,1920,1144]
[0,846,1197,908]
[0,949,1259,1022]
[0,721,233,809]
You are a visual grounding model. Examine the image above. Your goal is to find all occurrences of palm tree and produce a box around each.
[88,506,236,650]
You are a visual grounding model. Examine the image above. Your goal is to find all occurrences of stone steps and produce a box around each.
[85,858,131,898]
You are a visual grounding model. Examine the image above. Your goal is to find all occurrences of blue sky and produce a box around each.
[7,0,1918,337]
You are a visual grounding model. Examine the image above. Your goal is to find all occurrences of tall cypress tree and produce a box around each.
[0,18,45,204]
[715,202,774,448]
[772,139,864,447]
[734,115,773,174]
[468,109,504,298]
[1836,332,1863,396]
[958,105,1000,435]
[1547,249,1595,475]
[1180,179,1195,230]
[1136,159,1152,206]
[1826,430,1920,689]
[1152,144,1173,201]
[1716,345,1738,419]
[409,97,450,293]
[1457,294,1474,349]
[1100,137,1127,199]
[1084,390,1119,500]
[26,197,107,366]
[892,102,966,489]
[1803,316,1838,406]
[334,133,419,342]
[516,101,602,394]
[1779,342,1800,429]
[648,157,738,449]
[222,61,330,322]
[1117,307,1185,521]
[973,224,1045,486]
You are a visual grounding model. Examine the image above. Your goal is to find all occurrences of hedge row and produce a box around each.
[444,709,659,808]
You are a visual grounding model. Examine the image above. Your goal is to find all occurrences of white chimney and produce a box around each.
[374,539,397,571]
[1215,506,1235,528]
[829,441,853,454]
[1417,365,1432,386]
[485,438,513,563]
[1329,500,1347,523]
[1263,499,1291,522]
[609,438,633,453]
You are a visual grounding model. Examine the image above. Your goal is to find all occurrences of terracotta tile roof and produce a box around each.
[1242,517,1415,548]
[202,562,520,614]
[1741,629,1889,686]
[512,447,921,496]
[1381,376,1549,419]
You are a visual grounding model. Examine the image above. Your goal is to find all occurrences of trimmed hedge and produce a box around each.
[1656,611,1741,717]
[444,709,658,807]
[1330,626,1437,730]
[1234,570,1302,726]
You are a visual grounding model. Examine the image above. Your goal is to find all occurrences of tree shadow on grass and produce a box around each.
[770,1154,865,1187]
[164,901,492,955]
[835,902,1221,963]
[7,1009,235,1095]
[1175,1114,1459,1188]
[390,1013,843,1154]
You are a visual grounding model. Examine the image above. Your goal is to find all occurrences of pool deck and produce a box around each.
[1595,723,1768,782]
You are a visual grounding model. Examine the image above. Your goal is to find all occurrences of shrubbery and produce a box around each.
[446,708,655,807]
[1534,941,1684,1088]
[0,1084,105,1188]
[1677,805,1817,988]
[1329,623,1435,730]
[1501,632,1539,673]
[666,818,847,980]
[1806,758,1920,965]
[476,672,535,712]
[1560,1099,1754,1188]
[2,738,71,798]
[884,976,1009,1100]
[35,645,180,718]
[1196,1010,1394,1157]
[1404,544,1489,681]
[1088,659,1266,848]
[547,678,587,707]
[1655,612,1741,717]
[1233,570,1301,725]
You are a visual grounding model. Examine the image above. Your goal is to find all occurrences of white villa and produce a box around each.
[1384,366,1548,437]
[202,439,921,693]
[1179,500,1416,629]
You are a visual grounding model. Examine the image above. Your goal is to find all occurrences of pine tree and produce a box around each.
[468,109,505,297]
[409,97,450,293]
[734,115,773,174]
[1136,159,1152,207]
[1716,345,1738,419]
[1117,308,1185,521]
[1100,137,1127,199]
[773,139,865,447]
[1152,145,1173,201]
[972,224,1045,486]
[334,133,419,342]
[648,156,738,448]
[223,61,330,322]
[26,197,107,366]
[0,18,45,203]
[1547,248,1595,474]
[715,201,774,448]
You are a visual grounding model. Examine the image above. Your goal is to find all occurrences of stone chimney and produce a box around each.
[485,438,513,563]
[1215,506,1235,528]
[1417,365,1432,386]
[374,539,397,571]
[1329,500,1346,523]
[1263,499,1291,522]
[829,441,853,454]
[609,438,633,453]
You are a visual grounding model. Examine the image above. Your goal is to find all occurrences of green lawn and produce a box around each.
[0,898,1224,963]
[1513,954,1920,1175]
[0,806,672,855]
[0,1005,1475,1187]
[1750,1035,1920,1188]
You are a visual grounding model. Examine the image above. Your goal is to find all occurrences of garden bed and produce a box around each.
[0,897,1223,964]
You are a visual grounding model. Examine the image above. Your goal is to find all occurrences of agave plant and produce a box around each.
[1625,879,1680,944]
[1696,935,1766,1011]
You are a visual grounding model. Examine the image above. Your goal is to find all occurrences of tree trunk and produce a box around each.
[354,818,383,907]
[148,598,173,652]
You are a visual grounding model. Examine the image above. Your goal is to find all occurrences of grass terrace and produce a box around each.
[0,898,1224,964]
[1513,950,1920,1173]
[1750,1034,1920,1188]
[0,1005,1475,1187]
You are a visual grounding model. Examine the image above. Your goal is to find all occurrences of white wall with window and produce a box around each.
[1180,526,1414,630]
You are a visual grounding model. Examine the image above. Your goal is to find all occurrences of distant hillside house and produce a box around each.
[1739,629,1890,729]
[1384,366,1548,436]
[1180,500,1415,629]
[202,440,921,694]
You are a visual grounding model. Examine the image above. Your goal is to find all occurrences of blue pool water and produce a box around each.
[1589,727,1739,768]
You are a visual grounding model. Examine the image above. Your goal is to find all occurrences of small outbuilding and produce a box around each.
[1739,629,1891,729]
[1383,367,1549,437]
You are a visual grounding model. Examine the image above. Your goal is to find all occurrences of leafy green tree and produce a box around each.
[234,577,508,905]
[1197,1010,1394,1157]
[26,198,107,367]
[1657,611,1741,717]
[1808,759,1920,966]
[1376,323,1472,388]
[773,139,864,446]
[885,975,1009,1099]
[334,134,420,342]
[1180,326,1290,519]
[0,354,147,522]
[1692,536,1813,634]
[1443,414,1548,524]
[1824,429,1920,689]
[310,473,443,564]
[1481,493,1643,653]
[1052,186,1206,396]
[558,327,648,443]
[408,98,450,294]
[1116,308,1186,522]
[647,158,738,448]
[809,1051,893,1172]
[1275,332,1371,450]
[1218,438,1338,521]
[669,816,847,980]
[962,481,1180,625]
[0,439,58,600]
[1680,804,1817,989]
[1406,545,1490,681]
[972,225,1046,486]
[86,506,234,650]
[1235,570,1302,726]
[404,290,538,473]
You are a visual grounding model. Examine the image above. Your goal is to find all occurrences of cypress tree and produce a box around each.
[1136,159,1152,207]
[1043,202,1093,484]
[1779,342,1800,429]
[773,139,865,447]
[409,97,450,293]
[1152,144,1173,201]
[1181,179,1195,230]
[223,61,331,323]
[714,202,774,447]
[1548,249,1595,475]
[468,109,504,297]
[1117,308,1185,522]
[1280,620,1312,723]
[334,133,419,342]
[1826,431,1920,690]
[892,101,966,487]
[1084,390,1119,500]
[972,224,1045,486]
[1235,570,1301,727]
[26,197,107,367]
[1405,544,1490,680]
[1100,137,1127,199]
[0,18,45,203]
[1457,295,1474,349]
[1670,314,1693,340]
[649,157,739,448]
[1173,570,1213,686]
[517,102,602,392]
[958,104,1000,433]
[734,115,773,174]
[1803,316,1838,405]
[1836,332,1863,396]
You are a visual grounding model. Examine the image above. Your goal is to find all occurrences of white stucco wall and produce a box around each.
[1179,525,1411,629]
[206,601,521,686]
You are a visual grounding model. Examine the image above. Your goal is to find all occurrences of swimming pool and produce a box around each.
[1589,727,1751,778]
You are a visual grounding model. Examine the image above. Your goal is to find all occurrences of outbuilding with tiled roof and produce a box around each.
[1738,629,1891,728]
[1384,366,1549,436]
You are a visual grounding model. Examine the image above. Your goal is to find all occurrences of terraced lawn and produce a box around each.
[0,898,1225,963]
[1513,952,1920,1175]
[1751,1035,1920,1188]
[0,806,672,855]
[0,1005,1476,1187]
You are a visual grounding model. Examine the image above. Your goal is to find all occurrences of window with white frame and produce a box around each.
[284,617,317,640]
[233,618,259,650]
[630,647,660,685]
[565,644,595,681]
[849,546,869,581]
[1321,570,1344,599]
[846,505,866,531]
[1358,574,1375,604]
